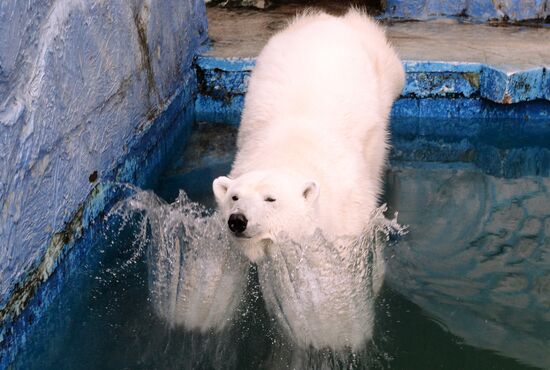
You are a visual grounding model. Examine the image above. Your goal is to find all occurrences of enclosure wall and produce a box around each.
[0,1,207,367]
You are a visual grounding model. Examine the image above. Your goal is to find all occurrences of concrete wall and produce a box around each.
[384,0,550,21]
[0,0,206,324]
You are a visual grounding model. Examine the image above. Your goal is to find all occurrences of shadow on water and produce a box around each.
[13,119,550,369]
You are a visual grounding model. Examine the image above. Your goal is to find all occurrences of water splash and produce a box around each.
[258,205,406,352]
[110,188,249,333]
[107,188,405,368]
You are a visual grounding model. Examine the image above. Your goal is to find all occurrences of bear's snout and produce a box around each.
[228,213,248,234]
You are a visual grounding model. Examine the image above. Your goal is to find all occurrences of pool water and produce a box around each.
[13,119,550,370]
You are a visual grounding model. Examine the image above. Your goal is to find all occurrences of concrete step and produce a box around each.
[197,7,550,122]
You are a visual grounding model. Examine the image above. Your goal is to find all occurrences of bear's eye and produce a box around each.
[232,195,239,201]
[264,196,276,202]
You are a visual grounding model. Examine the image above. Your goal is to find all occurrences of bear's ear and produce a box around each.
[213,176,232,202]
[302,181,319,202]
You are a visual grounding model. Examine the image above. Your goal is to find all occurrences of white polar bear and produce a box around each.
[212,9,404,351]
[214,9,404,261]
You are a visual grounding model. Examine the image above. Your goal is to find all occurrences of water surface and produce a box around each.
[13,119,550,369]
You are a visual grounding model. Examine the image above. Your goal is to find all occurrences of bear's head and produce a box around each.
[213,170,319,262]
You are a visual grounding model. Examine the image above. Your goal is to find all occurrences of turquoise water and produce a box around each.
[13,120,550,369]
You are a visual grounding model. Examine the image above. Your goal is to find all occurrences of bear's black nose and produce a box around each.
[228,213,248,233]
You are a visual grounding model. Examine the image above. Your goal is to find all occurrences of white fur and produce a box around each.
[213,9,404,350]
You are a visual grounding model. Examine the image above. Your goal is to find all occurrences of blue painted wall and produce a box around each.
[384,0,550,21]
[0,0,206,326]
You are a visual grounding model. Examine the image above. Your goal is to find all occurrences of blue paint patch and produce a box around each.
[481,99,550,120]
[403,71,479,98]
[481,66,546,104]
[393,97,550,119]
[418,98,482,118]
[198,66,250,98]
[196,56,256,72]
[383,0,549,21]
[384,0,427,19]
[543,68,550,101]
[425,0,466,17]
[403,61,481,73]
[391,98,420,118]
[465,0,500,21]
[195,57,251,124]
[195,95,244,125]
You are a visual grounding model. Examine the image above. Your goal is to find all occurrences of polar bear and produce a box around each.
[212,9,404,351]
[213,9,404,262]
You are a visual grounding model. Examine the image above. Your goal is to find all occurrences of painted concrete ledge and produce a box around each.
[195,56,550,124]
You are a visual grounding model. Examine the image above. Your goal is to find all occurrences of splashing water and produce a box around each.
[108,187,406,368]
[258,207,406,352]
[110,188,250,333]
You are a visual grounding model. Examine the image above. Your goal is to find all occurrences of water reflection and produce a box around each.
[385,162,550,369]
[12,119,550,369]
[390,118,550,178]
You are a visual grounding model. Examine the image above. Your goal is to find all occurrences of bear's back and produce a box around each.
[237,9,403,150]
